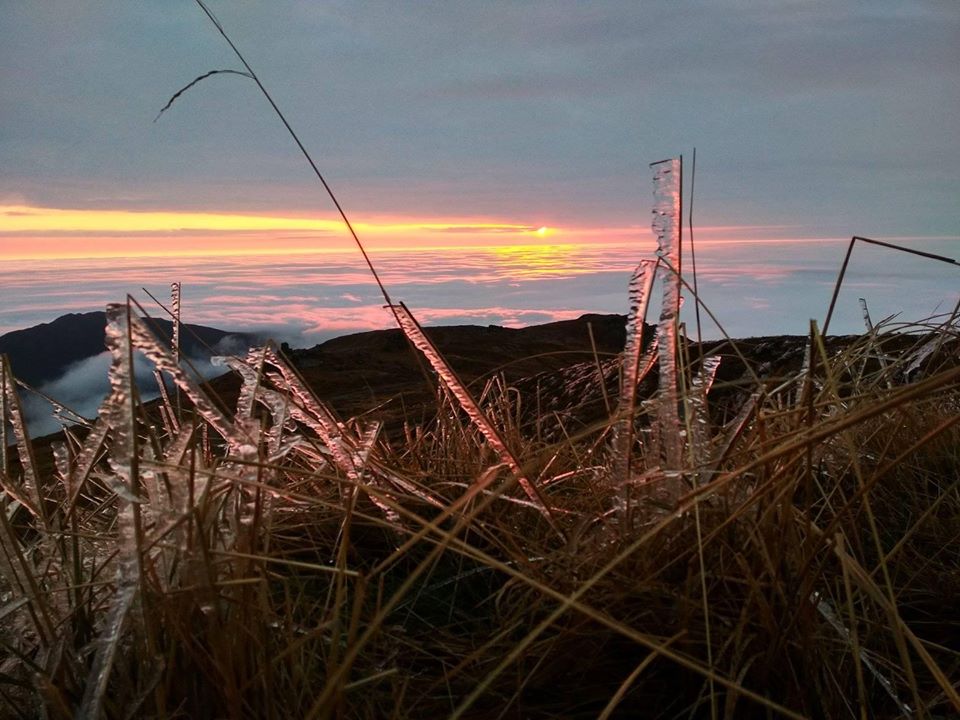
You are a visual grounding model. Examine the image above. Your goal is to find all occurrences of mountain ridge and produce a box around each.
[0,310,258,387]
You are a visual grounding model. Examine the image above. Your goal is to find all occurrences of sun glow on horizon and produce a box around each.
[0,204,564,260]
[4,203,943,262]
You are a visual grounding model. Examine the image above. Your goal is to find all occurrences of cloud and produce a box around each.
[20,350,151,437]
[1,2,957,237]
[19,342,249,438]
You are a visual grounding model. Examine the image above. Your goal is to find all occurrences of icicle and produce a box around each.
[170,282,181,363]
[119,308,251,452]
[77,584,137,719]
[651,158,683,470]
[687,356,721,470]
[160,423,197,517]
[13,378,91,429]
[0,356,46,524]
[254,387,298,457]
[259,349,348,438]
[152,368,179,436]
[353,420,400,523]
[51,441,70,489]
[215,353,294,457]
[253,349,363,484]
[103,305,144,588]
[859,298,874,333]
[216,346,269,419]
[0,362,7,477]
[794,338,814,405]
[139,441,162,522]
[65,418,110,514]
[392,303,564,538]
[611,260,657,520]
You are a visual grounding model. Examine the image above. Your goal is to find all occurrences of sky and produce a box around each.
[0,1,958,325]
[2,1,958,435]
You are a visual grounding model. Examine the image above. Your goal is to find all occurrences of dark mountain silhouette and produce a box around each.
[0,311,258,387]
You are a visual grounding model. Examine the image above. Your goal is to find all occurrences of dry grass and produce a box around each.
[2,6,956,715]
[1,295,958,719]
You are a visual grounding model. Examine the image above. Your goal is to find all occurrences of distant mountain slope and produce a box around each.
[0,311,257,386]
[206,313,641,432]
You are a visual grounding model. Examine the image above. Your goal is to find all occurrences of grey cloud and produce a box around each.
[1,1,957,234]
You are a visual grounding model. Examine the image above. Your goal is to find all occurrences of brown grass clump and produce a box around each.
[1,297,958,719]
[2,7,956,715]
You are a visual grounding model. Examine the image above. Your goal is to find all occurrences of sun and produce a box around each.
[536,226,548,237]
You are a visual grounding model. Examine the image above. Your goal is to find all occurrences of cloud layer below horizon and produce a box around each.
[4,238,957,343]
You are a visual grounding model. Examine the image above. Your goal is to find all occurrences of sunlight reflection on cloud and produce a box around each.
[1,240,957,343]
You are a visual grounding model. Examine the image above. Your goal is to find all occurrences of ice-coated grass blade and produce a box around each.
[110,302,253,453]
[77,584,137,719]
[392,303,564,538]
[859,297,874,332]
[814,592,912,717]
[613,259,658,480]
[103,304,145,588]
[256,348,362,483]
[170,281,181,363]
[152,368,178,436]
[1,356,47,524]
[651,158,683,470]
[687,355,721,469]
[612,259,658,522]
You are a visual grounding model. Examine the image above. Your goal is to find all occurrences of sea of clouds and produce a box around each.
[4,239,958,437]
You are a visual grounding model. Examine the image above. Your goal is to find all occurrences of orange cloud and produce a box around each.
[0,204,839,261]
[0,204,553,259]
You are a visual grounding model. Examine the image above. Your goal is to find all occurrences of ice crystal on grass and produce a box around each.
[170,281,181,362]
[611,260,658,520]
[1,357,45,522]
[687,355,721,470]
[651,158,683,470]
[392,303,563,536]
[859,297,874,332]
[613,261,657,460]
[904,337,940,379]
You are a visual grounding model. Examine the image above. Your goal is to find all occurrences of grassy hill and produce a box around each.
[1,305,958,718]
